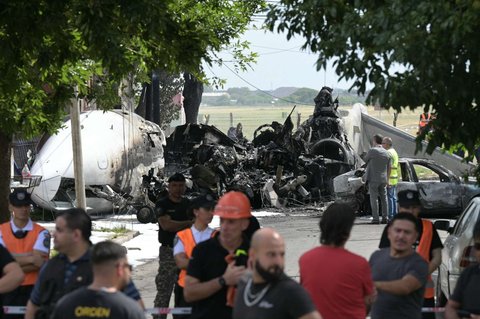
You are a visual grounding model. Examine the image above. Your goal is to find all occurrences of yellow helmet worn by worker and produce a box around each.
[214,191,252,219]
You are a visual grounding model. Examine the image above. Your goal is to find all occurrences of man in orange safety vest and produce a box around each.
[173,195,216,319]
[0,189,50,319]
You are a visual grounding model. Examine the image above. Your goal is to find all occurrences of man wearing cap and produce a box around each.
[173,195,216,319]
[184,191,252,319]
[378,190,443,319]
[0,189,50,318]
[154,173,193,319]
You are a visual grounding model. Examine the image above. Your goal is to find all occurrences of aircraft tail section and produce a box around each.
[346,103,474,177]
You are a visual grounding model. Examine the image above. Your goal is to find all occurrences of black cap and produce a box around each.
[398,190,421,207]
[9,189,33,206]
[191,194,216,210]
[168,173,186,183]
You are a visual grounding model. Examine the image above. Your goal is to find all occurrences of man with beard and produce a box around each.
[233,228,321,319]
[184,191,251,319]
[369,213,428,319]
[378,190,443,319]
[51,241,144,319]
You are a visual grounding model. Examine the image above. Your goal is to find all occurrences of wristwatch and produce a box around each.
[218,276,227,288]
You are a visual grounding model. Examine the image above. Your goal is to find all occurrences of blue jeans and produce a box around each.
[387,185,397,220]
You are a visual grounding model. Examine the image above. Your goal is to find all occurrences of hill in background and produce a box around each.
[202,86,367,106]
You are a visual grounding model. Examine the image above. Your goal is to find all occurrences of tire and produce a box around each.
[136,206,154,224]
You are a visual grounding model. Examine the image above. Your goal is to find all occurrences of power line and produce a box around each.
[220,62,313,106]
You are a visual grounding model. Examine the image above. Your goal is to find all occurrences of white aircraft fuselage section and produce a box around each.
[30,110,165,212]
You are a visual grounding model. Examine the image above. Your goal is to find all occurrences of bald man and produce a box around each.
[233,228,322,319]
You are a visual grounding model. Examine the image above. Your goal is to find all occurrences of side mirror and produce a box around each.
[434,220,451,232]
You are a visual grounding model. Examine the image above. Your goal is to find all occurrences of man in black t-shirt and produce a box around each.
[154,173,193,319]
[234,228,320,319]
[184,191,252,319]
[52,241,144,319]
[378,190,443,319]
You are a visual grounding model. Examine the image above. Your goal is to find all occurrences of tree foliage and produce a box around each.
[266,0,480,158]
[0,0,265,221]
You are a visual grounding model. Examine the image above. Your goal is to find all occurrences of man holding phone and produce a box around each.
[184,191,252,319]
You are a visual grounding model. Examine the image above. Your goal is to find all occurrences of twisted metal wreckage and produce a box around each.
[135,87,361,222]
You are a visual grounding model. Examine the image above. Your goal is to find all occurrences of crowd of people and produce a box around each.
[0,133,479,318]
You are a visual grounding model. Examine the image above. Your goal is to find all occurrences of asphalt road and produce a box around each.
[131,210,450,319]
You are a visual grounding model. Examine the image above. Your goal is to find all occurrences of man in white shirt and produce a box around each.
[173,195,216,318]
[0,189,50,318]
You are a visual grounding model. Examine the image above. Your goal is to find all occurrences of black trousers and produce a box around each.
[2,285,33,319]
[173,283,191,319]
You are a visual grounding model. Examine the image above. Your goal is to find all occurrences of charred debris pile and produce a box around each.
[163,87,360,209]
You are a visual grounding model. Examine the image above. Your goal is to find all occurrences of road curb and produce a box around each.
[111,230,141,245]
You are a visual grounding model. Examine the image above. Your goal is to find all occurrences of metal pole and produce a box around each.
[70,87,86,210]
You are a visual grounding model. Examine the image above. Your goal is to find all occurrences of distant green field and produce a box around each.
[197,105,423,139]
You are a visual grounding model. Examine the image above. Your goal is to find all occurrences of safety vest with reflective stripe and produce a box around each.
[0,222,47,286]
[416,219,434,299]
[176,228,216,287]
[419,113,431,128]
[387,148,399,186]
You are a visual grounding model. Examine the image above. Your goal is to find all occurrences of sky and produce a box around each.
[204,27,355,91]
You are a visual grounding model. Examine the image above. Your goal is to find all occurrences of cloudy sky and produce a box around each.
[204,27,355,91]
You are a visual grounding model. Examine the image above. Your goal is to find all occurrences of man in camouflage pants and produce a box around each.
[154,173,193,319]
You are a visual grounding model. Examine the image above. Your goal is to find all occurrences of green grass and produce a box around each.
[198,105,424,139]
[93,224,129,234]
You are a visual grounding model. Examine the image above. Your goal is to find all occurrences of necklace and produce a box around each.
[243,278,270,307]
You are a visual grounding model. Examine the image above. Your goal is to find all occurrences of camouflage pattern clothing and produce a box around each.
[154,245,177,319]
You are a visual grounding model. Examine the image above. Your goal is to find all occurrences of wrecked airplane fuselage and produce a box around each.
[30,110,165,214]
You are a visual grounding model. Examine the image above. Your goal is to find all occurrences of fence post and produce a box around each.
[230,113,233,127]
[297,113,301,128]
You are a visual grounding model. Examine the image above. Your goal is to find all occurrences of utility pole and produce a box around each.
[71,87,86,210]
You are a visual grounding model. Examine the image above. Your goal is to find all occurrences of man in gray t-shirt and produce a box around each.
[369,213,428,319]
[364,133,391,223]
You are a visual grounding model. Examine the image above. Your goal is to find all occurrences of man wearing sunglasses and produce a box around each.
[51,240,144,319]
[445,220,480,319]
[0,188,50,318]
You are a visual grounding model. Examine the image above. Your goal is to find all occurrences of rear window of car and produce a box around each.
[453,200,480,236]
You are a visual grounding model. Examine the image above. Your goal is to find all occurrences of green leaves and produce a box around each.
[0,0,265,138]
[266,0,480,164]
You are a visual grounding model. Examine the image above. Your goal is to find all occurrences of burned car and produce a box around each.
[333,157,480,216]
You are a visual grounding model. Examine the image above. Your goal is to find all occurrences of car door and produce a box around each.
[441,199,480,297]
[409,160,462,214]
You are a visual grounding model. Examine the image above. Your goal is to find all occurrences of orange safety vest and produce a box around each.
[176,228,216,287]
[0,222,48,286]
[416,219,434,299]
[419,113,431,128]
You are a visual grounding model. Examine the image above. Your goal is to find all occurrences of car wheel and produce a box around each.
[136,206,154,224]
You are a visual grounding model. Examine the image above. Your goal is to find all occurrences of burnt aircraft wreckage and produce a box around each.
[156,86,360,219]
[26,86,359,220]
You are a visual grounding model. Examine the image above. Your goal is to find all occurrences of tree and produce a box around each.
[0,0,265,222]
[266,1,480,162]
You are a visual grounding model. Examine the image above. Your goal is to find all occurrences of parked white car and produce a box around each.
[434,197,480,305]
